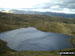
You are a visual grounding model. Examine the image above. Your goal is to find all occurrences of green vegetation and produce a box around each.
[0,12,75,36]
[0,12,75,56]
[0,40,15,56]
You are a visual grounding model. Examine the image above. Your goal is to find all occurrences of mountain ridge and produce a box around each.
[0,9,75,18]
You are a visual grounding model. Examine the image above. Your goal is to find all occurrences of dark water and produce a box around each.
[0,27,73,51]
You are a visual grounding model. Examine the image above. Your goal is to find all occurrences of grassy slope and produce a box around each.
[0,12,75,36]
[0,12,75,56]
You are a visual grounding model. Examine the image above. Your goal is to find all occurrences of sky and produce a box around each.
[0,0,75,14]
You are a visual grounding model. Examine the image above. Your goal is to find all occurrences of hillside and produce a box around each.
[0,12,75,56]
[0,12,75,36]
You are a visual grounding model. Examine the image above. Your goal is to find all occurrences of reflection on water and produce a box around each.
[0,27,73,51]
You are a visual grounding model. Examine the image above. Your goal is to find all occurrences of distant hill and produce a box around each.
[0,9,75,18]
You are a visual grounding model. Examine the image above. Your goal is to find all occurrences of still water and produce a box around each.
[0,27,73,51]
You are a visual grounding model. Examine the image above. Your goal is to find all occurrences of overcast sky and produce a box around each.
[0,0,75,14]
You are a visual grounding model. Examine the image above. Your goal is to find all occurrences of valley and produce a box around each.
[0,12,75,56]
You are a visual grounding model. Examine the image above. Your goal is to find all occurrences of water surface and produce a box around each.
[0,27,73,51]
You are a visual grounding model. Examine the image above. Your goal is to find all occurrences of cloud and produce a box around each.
[0,0,75,14]
[0,0,37,8]
[0,0,50,8]
[33,0,75,14]
[35,0,75,9]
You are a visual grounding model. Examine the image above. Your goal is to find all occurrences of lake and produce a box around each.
[0,27,73,51]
